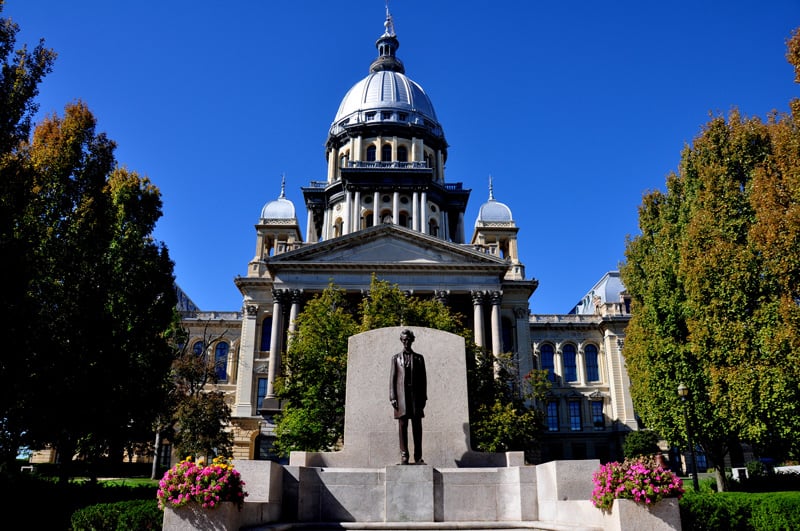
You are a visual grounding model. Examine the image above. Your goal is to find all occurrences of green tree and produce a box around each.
[275,275,546,459]
[0,0,56,471]
[620,31,800,490]
[274,284,359,454]
[622,430,661,459]
[169,326,235,461]
[1,100,177,480]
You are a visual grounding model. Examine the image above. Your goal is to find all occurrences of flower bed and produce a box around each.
[157,456,247,511]
[591,455,684,512]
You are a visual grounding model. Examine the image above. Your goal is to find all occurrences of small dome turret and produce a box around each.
[476,177,513,225]
[260,177,296,221]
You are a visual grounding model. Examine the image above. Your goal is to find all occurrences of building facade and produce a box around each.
[178,10,636,465]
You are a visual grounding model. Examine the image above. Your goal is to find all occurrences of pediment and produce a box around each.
[268,224,506,268]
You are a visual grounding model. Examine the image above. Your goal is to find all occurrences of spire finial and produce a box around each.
[488,175,495,201]
[384,0,395,36]
[280,174,286,198]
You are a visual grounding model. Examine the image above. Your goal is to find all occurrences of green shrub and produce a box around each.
[748,492,800,530]
[71,499,161,531]
[622,430,661,459]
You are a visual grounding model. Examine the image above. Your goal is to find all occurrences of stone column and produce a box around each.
[490,290,503,377]
[420,191,428,234]
[434,290,449,306]
[471,290,485,348]
[322,208,330,241]
[393,191,400,225]
[353,190,361,231]
[287,289,303,348]
[457,212,465,243]
[305,210,315,243]
[412,191,419,231]
[234,303,259,416]
[266,289,285,399]
[344,190,352,235]
[373,191,380,226]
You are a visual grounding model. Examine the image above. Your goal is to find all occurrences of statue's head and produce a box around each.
[400,329,415,343]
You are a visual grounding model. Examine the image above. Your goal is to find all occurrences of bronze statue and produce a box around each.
[389,329,427,465]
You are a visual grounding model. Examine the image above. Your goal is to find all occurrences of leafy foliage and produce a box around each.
[620,31,800,487]
[275,275,545,458]
[0,3,177,475]
[623,430,662,459]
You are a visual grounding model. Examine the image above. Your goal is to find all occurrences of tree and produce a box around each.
[620,30,800,490]
[622,430,661,459]
[274,284,359,454]
[168,325,235,461]
[275,275,546,459]
[0,0,56,471]
[0,99,177,480]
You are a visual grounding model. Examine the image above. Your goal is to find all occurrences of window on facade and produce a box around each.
[541,344,555,383]
[428,219,438,236]
[365,111,376,121]
[398,112,408,121]
[192,340,204,357]
[563,344,577,382]
[397,145,408,162]
[260,317,272,351]
[568,400,582,431]
[381,111,392,120]
[591,400,604,430]
[546,400,559,431]
[256,377,268,411]
[381,144,392,162]
[585,344,599,381]
[366,145,376,161]
[215,342,229,382]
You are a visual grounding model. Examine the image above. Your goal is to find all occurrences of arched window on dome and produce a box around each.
[339,151,349,170]
[424,152,433,169]
[381,210,393,224]
[366,145,376,162]
[397,145,408,162]
[215,342,229,382]
[399,211,409,228]
[333,218,343,238]
[381,144,392,162]
[364,211,374,229]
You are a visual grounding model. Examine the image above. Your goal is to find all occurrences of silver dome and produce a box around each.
[477,199,513,224]
[476,178,513,224]
[260,178,296,221]
[330,70,442,137]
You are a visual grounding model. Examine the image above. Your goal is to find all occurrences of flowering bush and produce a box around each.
[157,456,247,510]
[591,456,684,512]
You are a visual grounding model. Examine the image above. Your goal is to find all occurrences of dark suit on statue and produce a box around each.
[390,343,427,464]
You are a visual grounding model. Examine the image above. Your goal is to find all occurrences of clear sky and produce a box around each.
[8,1,800,314]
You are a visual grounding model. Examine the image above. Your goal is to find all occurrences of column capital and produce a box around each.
[489,290,503,305]
[470,290,486,305]
[513,306,528,319]
[244,303,259,317]
[434,290,450,305]
[289,288,304,304]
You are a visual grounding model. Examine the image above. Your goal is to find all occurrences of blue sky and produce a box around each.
[8,1,800,314]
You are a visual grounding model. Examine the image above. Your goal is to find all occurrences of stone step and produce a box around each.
[243,521,601,531]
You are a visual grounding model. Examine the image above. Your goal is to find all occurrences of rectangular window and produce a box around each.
[256,378,268,411]
[568,400,582,431]
[546,401,559,432]
[592,400,604,430]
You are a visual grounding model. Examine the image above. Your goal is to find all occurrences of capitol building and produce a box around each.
[177,9,637,466]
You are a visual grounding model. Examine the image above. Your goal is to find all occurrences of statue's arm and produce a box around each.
[389,355,398,408]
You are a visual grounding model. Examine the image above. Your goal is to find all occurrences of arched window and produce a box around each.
[398,212,409,228]
[397,145,408,162]
[364,212,374,228]
[428,219,439,236]
[563,344,577,382]
[541,344,555,383]
[381,143,392,162]
[215,342,229,382]
[260,317,272,351]
[366,145,376,162]
[585,344,599,381]
[192,340,204,357]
